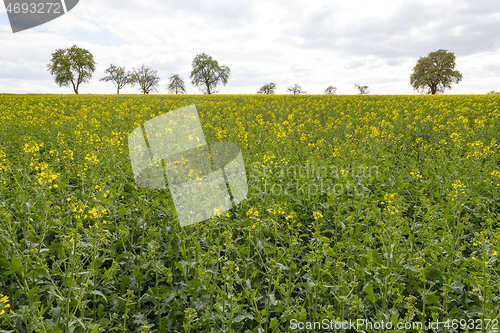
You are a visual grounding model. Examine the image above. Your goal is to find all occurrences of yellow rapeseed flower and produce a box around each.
[313,211,323,220]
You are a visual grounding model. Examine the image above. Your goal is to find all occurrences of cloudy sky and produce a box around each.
[1,0,499,94]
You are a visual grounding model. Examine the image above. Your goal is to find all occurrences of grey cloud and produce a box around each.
[292,0,500,60]
[68,27,127,47]
[360,77,400,85]
[290,63,310,73]
[227,66,297,93]
[345,59,366,69]
[455,0,500,16]
[0,61,48,81]
[481,63,500,74]
[216,47,284,63]
[93,0,256,29]
[232,66,271,84]
[386,59,400,66]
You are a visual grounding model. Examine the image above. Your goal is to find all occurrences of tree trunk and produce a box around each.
[72,80,79,94]
[205,79,211,94]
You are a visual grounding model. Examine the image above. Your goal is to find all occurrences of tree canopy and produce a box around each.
[47,45,96,94]
[100,64,132,94]
[257,83,276,94]
[131,64,160,94]
[167,74,186,94]
[410,49,462,94]
[190,53,230,94]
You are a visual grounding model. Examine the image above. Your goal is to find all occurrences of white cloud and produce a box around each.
[0,0,499,94]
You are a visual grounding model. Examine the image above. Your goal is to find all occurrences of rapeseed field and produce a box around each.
[0,94,499,332]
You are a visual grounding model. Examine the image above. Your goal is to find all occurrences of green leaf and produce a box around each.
[89,325,100,333]
[233,313,254,323]
[27,286,40,299]
[365,283,375,302]
[391,313,398,327]
[91,290,108,304]
[4,266,23,276]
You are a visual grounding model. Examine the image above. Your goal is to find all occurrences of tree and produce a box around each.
[287,84,306,94]
[100,64,133,94]
[47,45,96,94]
[167,74,186,94]
[324,86,337,95]
[410,49,462,94]
[257,82,276,94]
[190,53,230,94]
[355,84,369,95]
[131,64,160,94]
[487,90,499,94]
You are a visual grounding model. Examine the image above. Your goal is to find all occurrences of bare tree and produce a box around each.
[168,74,186,94]
[257,82,276,94]
[100,64,133,94]
[287,84,306,94]
[131,64,160,94]
[355,84,369,95]
[324,86,337,95]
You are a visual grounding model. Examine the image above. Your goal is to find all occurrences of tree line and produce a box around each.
[47,46,230,95]
[47,46,497,95]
